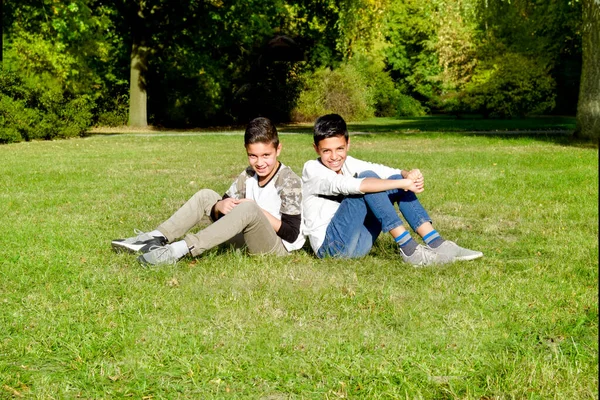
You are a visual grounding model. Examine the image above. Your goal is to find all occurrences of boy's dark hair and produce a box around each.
[313,114,348,145]
[245,117,279,148]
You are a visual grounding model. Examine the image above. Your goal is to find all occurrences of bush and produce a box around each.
[293,62,375,122]
[396,93,429,117]
[0,68,93,143]
[347,55,398,117]
[0,91,38,144]
[345,55,426,118]
[96,95,129,127]
[55,95,94,138]
[0,118,22,143]
[459,53,556,118]
[293,57,428,122]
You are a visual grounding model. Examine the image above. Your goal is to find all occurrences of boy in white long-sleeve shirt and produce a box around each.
[302,113,482,266]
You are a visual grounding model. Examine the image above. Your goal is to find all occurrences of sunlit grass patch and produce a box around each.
[0,128,596,398]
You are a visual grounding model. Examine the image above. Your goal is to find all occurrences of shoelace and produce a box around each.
[146,245,177,265]
[414,246,440,265]
[133,228,153,241]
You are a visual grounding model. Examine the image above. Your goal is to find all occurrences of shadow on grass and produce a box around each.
[279,115,597,148]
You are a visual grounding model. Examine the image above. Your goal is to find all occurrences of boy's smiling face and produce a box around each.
[246,142,282,183]
[314,135,349,174]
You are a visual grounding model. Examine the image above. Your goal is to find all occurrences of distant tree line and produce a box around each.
[1,0,594,143]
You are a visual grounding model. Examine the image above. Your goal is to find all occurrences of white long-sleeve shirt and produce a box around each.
[302,155,403,253]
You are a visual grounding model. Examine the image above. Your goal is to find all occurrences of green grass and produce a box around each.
[279,115,577,136]
[0,126,597,398]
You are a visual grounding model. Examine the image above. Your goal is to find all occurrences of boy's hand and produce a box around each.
[406,169,424,191]
[216,198,252,215]
[406,169,423,182]
[406,179,425,194]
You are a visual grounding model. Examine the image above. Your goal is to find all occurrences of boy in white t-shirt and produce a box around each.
[302,113,482,266]
[112,117,304,266]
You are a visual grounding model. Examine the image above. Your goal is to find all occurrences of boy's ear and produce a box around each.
[276,143,282,157]
[312,143,319,154]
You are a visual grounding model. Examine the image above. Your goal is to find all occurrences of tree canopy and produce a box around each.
[0,0,588,141]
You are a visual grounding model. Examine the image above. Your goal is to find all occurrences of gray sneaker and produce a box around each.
[112,229,167,253]
[400,244,454,267]
[428,240,483,261]
[137,244,182,267]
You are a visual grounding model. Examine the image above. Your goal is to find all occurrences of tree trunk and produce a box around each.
[575,0,600,140]
[128,41,148,127]
[128,7,149,128]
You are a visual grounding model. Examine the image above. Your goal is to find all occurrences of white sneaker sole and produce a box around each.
[111,240,149,253]
[454,252,484,261]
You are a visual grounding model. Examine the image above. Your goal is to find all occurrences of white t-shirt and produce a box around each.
[226,163,305,251]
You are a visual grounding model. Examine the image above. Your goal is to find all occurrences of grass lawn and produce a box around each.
[0,121,597,398]
[278,115,577,136]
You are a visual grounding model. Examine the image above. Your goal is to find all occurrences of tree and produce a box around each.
[1,0,3,64]
[382,0,439,101]
[575,0,600,140]
[126,1,150,127]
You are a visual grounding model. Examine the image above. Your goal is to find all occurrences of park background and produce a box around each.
[1,0,599,141]
[1,0,598,398]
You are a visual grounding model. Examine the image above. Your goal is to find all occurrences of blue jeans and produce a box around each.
[316,171,432,258]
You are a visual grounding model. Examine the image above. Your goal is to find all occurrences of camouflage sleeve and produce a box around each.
[225,167,254,199]
[275,166,302,216]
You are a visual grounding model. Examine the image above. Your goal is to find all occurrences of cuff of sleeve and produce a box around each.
[354,177,365,194]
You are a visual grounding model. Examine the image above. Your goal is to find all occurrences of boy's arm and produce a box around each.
[359,177,423,194]
[346,157,423,193]
[349,157,424,184]
[261,210,282,230]
[304,159,423,195]
[210,168,251,220]
[273,168,302,243]
[303,160,363,196]
[211,196,243,220]
[350,157,405,179]
[256,209,300,244]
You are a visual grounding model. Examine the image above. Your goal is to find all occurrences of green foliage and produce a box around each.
[472,0,582,116]
[348,55,398,117]
[434,1,479,93]
[382,0,581,117]
[5,1,118,96]
[53,95,94,138]
[96,95,129,127]
[8,30,76,85]
[348,55,429,118]
[0,68,94,143]
[334,0,390,58]
[293,62,375,122]
[475,0,582,64]
[459,53,556,118]
[0,126,22,144]
[382,0,441,101]
[1,0,584,128]
[295,55,428,120]
[396,93,429,117]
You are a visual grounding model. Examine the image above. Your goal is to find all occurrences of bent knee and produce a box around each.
[358,170,380,179]
[194,188,220,201]
[234,200,262,215]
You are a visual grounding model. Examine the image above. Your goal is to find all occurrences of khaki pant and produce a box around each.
[157,189,288,257]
